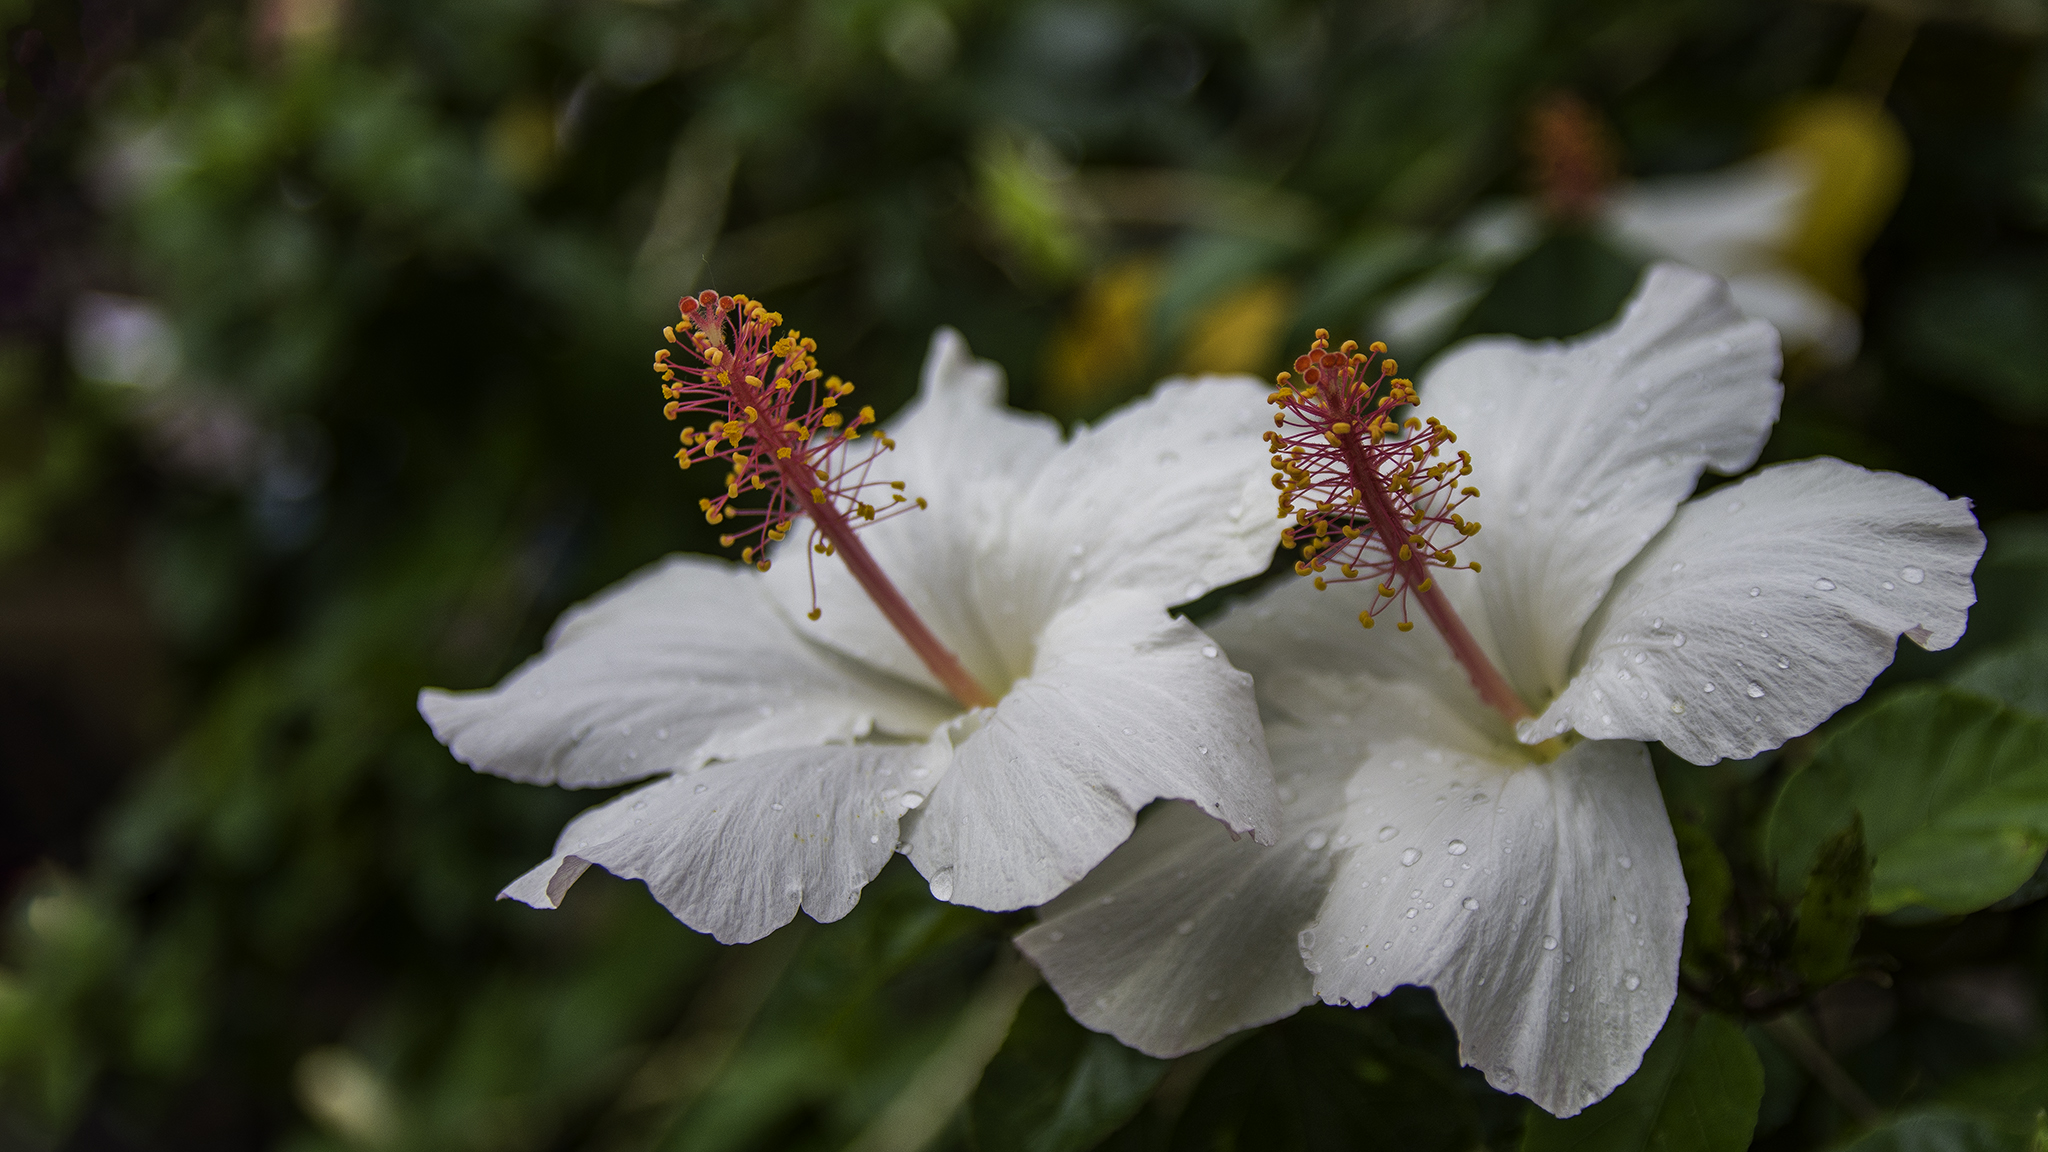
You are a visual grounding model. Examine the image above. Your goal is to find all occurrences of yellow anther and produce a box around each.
[1314,576,1327,590]
[1398,545,1412,561]
[1359,611,1375,629]
[808,608,822,620]
[1397,620,1414,632]
[810,487,826,502]
[776,447,791,459]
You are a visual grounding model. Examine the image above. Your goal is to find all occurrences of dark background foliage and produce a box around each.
[4,0,2048,1149]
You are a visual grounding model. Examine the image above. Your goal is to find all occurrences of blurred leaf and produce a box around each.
[1832,1109,2023,1152]
[1167,994,1520,1152]
[1520,1011,1762,1152]
[1767,685,2048,915]
[967,986,1166,1152]
[1898,261,2048,423]
[1790,813,1870,987]
[1951,637,2048,718]
[1457,230,1644,342]
[1672,818,1731,965]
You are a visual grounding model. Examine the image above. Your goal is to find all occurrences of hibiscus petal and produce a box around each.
[996,373,1278,622]
[1423,263,1782,704]
[1014,783,1338,1058]
[500,743,923,944]
[420,556,951,787]
[766,327,1065,694]
[903,591,1278,911]
[1528,458,1984,765]
[1306,737,1685,1118]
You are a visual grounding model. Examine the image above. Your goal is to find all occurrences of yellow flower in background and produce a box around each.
[1042,260,1292,418]
[1039,257,1161,417]
[1768,93,1910,308]
[1177,277,1293,377]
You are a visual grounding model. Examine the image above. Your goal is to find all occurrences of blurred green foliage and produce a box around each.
[5,0,2048,1150]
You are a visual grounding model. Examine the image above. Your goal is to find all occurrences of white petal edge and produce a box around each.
[904,590,1279,911]
[500,742,926,944]
[1528,457,1985,764]
[1306,736,1686,1118]
[1422,263,1783,705]
[420,556,952,788]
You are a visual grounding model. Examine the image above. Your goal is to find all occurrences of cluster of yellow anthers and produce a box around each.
[653,291,922,585]
[1266,329,1482,631]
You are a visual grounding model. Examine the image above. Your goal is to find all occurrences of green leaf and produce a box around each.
[1790,813,1871,986]
[1899,262,2048,422]
[1672,819,1732,965]
[1833,1109,2023,1152]
[967,987,1167,1152]
[1952,637,2048,719]
[1521,1011,1762,1152]
[1766,685,2048,915]
[1456,229,1644,342]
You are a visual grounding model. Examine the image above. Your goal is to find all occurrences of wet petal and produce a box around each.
[1528,458,1984,764]
[1306,737,1685,1118]
[420,556,951,788]
[1421,263,1782,704]
[500,743,924,944]
[904,591,1278,911]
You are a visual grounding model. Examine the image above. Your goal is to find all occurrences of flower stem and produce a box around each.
[775,454,997,710]
[1343,439,1531,725]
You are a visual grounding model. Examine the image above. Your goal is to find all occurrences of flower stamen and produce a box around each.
[1268,331,1530,724]
[656,291,995,709]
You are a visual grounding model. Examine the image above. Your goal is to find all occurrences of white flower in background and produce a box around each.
[1381,151,1859,365]
[420,295,1282,944]
[1018,265,1983,1116]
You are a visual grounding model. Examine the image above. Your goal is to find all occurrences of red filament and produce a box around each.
[1268,331,1530,724]
[655,292,995,708]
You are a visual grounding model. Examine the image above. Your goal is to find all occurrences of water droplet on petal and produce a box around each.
[1702,682,1714,693]
[1671,632,1686,648]
[1669,700,1686,714]
[1776,657,1790,670]
[1542,935,1558,951]
[1399,848,1421,866]
[694,783,708,794]
[900,792,924,809]
[1122,727,1133,734]
[1882,581,1895,590]
[631,800,647,811]
[1198,746,1209,756]
[870,834,880,844]
[1305,831,1329,851]
[1201,645,1218,658]
[1747,683,1766,698]
[1404,907,1418,918]
[928,869,955,901]
[1902,566,1925,584]
[1377,825,1399,842]
[1632,652,1647,664]
[771,802,783,811]
[1814,578,1836,591]
[1749,586,1761,597]
[1626,974,1641,991]
[1176,919,1195,935]
[1462,897,1479,910]
[656,728,669,739]
[1447,840,1467,855]
[1618,855,1632,869]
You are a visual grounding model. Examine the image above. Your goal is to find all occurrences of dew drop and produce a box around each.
[1671,632,1686,648]
[656,728,669,740]
[1814,578,1836,591]
[1049,930,1064,942]
[1122,726,1133,734]
[1462,897,1479,910]
[1669,700,1686,714]
[1364,955,1376,966]
[1297,928,1316,953]
[1902,565,1925,584]
[771,802,784,811]
[1542,935,1558,951]
[1377,825,1399,842]
[1400,848,1421,866]
[1632,652,1647,664]
[1775,657,1790,670]
[631,800,647,811]
[1447,840,1468,855]
[1747,683,1765,698]
[1618,855,1632,869]
[1702,682,1714,693]
[870,834,880,844]
[1305,831,1329,851]
[1198,746,1209,756]
[929,869,955,901]
[1882,581,1895,591]
[900,792,925,810]
[1670,561,1684,573]
[694,783,708,794]
[1405,907,1418,919]
[1626,974,1641,991]
[1749,586,1761,597]
[1176,919,1196,935]
[1201,645,1219,658]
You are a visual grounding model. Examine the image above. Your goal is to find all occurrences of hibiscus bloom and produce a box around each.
[419,296,1282,944]
[1017,264,1983,1116]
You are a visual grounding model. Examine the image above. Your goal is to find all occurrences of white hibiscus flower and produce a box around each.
[420,295,1282,944]
[1017,264,1984,1116]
